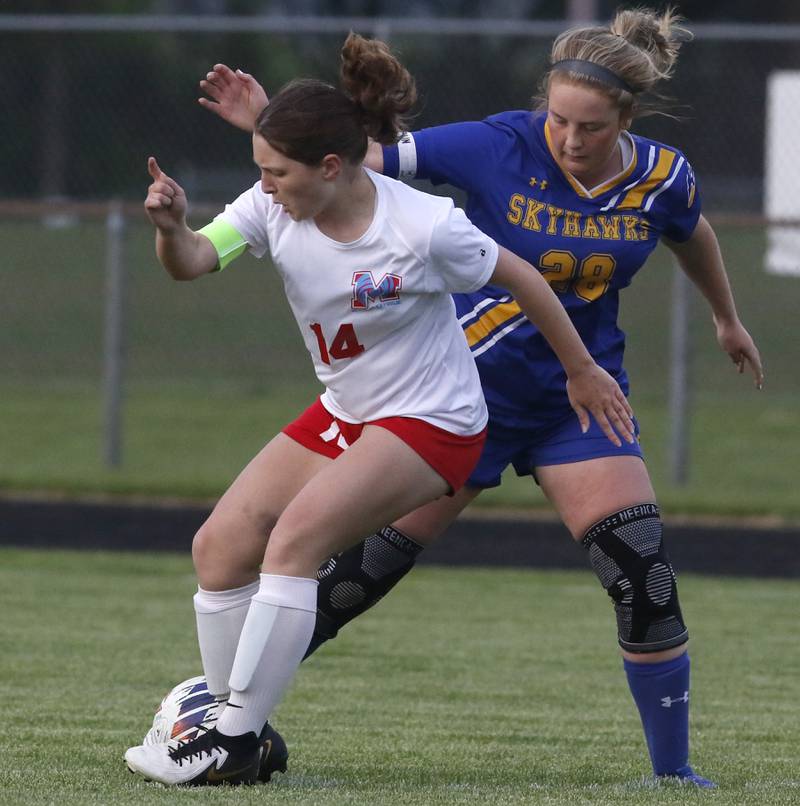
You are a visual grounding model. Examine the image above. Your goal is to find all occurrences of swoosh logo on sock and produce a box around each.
[261,739,272,760]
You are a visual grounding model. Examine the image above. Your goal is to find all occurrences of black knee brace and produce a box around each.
[311,525,423,646]
[582,503,688,654]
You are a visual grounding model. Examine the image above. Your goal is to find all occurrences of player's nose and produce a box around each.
[565,125,582,149]
[260,173,276,194]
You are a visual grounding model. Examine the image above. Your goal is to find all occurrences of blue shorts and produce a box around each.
[467,412,644,489]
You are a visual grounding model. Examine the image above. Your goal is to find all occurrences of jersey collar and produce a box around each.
[543,118,638,199]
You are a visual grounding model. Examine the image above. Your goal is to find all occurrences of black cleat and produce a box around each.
[125,725,261,786]
[257,721,289,782]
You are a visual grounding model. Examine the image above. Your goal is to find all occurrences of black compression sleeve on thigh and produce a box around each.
[303,526,424,659]
[582,503,689,654]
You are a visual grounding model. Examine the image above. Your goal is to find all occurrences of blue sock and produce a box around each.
[624,652,691,776]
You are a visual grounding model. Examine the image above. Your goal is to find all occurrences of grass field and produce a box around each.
[2,219,799,519]
[1,548,798,805]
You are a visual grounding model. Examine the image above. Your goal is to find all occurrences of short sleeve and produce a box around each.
[382,121,504,193]
[214,182,271,259]
[428,203,498,293]
[659,158,702,243]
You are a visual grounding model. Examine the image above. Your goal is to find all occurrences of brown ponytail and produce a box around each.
[340,32,417,145]
[255,32,416,165]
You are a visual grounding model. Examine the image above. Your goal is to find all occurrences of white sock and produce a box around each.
[216,573,318,737]
[193,580,260,698]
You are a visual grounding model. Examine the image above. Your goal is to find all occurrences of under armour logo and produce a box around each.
[480,248,486,256]
[661,691,689,708]
[529,177,549,190]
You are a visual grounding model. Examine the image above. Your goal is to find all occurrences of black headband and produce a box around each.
[551,59,635,94]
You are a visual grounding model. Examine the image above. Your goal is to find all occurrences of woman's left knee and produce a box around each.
[581,503,689,655]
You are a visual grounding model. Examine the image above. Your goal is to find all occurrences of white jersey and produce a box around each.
[214,169,498,435]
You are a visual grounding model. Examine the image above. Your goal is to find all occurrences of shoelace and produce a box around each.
[168,725,221,767]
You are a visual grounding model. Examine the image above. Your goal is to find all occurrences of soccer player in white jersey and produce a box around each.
[124,34,635,786]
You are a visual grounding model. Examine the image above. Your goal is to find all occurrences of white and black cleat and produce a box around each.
[125,725,261,786]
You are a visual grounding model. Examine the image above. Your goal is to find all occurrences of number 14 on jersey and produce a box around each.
[310,322,365,365]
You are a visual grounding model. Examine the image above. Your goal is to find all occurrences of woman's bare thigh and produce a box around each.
[536,455,656,539]
[193,432,331,589]
[264,425,451,577]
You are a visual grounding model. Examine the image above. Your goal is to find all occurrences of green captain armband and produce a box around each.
[197,219,248,271]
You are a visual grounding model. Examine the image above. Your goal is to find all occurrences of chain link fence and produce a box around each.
[2,16,799,490]
[7,16,800,207]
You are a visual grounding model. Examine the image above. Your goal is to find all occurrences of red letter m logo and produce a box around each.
[351,271,403,310]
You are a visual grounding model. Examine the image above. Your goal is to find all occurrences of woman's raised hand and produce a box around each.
[144,157,187,230]
[198,64,269,132]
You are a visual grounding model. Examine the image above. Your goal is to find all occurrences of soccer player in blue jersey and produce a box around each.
[198,7,762,787]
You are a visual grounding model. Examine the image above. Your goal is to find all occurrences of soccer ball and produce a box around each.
[143,675,221,746]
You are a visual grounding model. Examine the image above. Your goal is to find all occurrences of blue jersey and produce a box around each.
[383,111,700,432]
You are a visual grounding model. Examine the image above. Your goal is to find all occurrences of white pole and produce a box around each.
[103,199,126,468]
[668,259,691,485]
[765,71,800,275]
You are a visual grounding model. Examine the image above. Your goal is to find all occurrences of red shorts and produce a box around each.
[282,398,487,494]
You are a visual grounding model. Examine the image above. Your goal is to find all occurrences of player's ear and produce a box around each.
[320,153,342,181]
